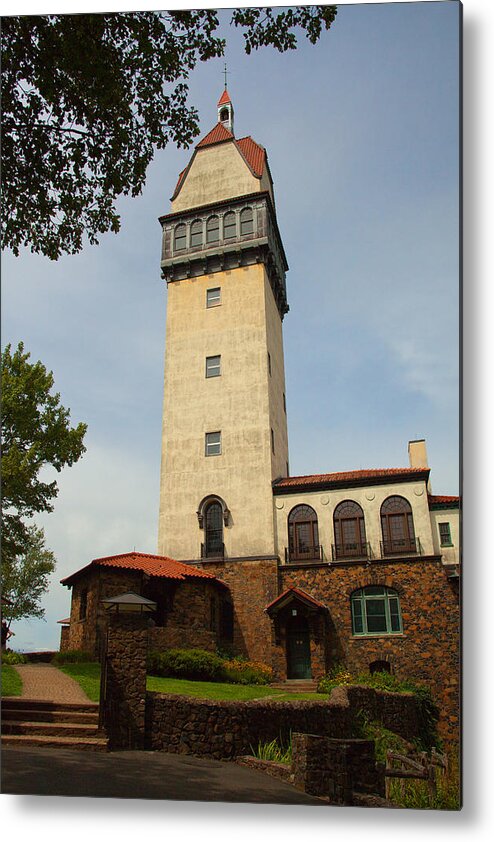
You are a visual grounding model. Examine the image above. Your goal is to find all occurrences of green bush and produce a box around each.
[1,649,28,665]
[147,648,226,681]
[52,649,93,664]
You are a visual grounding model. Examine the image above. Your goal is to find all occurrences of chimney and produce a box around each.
[408,439,431,492]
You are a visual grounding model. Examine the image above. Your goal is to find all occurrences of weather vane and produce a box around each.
[223,62,228,89]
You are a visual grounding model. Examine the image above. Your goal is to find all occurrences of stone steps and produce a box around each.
[1,698,108,751]
[271,681,318,693]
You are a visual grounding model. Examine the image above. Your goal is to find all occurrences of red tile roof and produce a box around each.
[236,136,266,178]
[196,122,234,148]
[266,587,326,613]
[217,88,231,106]
[57,617,71,625]
[274,467,430,490]
[428,494,460,508]
[61,551,218,587]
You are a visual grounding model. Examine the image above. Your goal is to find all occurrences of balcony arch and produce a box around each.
[380,495,417,555]
[333,499,368,560]
[287,504,321,562]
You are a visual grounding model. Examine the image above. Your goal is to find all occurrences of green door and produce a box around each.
[286,616,312,679]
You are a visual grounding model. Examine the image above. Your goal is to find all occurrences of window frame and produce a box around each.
[240,207,254,236]
[174,223,187,252]
[206,287,221,308]
[190,219,203,249]
[206,215,220,244]
[351,586,403,636]
[223,211,237,240]
[439,521,453,547]
[205,355,221,378]
[205,431,222,457]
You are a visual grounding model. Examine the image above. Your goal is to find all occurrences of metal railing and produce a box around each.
[285,545,323,563]
[331,541,371,561]
[200,542,225,560]
[380,537,422,557]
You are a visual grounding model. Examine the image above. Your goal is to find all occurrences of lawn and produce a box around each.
[58,663,325,703]
[1,663,23,696]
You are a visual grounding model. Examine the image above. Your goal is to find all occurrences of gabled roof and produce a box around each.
[266,586,327,616]
[428,494,460,510]
[273,467,430,494]
[61,551,220,587]
[171,124,267,201]
[217,88,231,106]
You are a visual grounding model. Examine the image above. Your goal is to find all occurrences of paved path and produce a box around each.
[0,746,325,804]
[13,663,92,703]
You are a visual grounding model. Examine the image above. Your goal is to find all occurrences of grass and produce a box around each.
[59,662,101,702]
[1,663,23,696]
[58,663,327,703]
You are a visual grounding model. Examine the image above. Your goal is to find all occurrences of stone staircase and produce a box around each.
[1,698,108,751]
[271,679,318,693]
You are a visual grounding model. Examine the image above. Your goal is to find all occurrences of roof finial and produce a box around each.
[223,62,228,89]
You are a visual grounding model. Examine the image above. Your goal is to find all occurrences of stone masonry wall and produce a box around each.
[194,558,279,662]
[145,685,421,760]
[280,557,460,744]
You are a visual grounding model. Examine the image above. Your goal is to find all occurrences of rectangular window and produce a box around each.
[286,461,289,477]
[268,352,272,376]
[206,355,221,378]
[271,428,275,454]
[439,522,453,546]
[283,392,286,413]
[205,431,221,456]
[206,287,221,308]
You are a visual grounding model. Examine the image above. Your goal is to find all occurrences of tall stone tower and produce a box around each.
[158,89,289,562]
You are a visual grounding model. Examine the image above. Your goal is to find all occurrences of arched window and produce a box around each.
[351,586,403,635]
[240,207,254,236]
[206,216,220,243]
[174,224,186,251]
[220,108,229,122]
[204,500,223,558]
[380,496,416,555]
[223,212,236,240]
[288,505,320,562]
[333,500,367,560]
[190,219,203,248]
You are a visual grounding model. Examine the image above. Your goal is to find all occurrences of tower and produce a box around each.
[158,91,289,562]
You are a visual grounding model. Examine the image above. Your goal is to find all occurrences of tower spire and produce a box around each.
[217,79,234,135]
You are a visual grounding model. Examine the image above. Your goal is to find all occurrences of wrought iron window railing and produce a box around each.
[331,541,371,561]
[285,545,323,563]
[201,542,225,560]
[380,537,422,557]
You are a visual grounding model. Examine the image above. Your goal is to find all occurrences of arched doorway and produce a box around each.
[286,615,312,679]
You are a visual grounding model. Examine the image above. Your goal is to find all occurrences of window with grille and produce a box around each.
[204,501,223,557]
[207,215,220,243]
[240,207,254,236]
[288,505,320,561]
[380,496,416,554]
[206,287,221,308]
[351,586,403,636]
[205,431,221,456]
[174,224,186,251]
[333,500,367,559]
[223,212,236,239]
[439,522,452,546]
[206,355,221,378]
[190,220,203,248]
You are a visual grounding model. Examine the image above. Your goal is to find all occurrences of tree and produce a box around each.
[1,525,56,626]
[1,7,337,259]
[1,342,87,564]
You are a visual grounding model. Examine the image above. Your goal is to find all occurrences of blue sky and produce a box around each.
[2,2,460,652]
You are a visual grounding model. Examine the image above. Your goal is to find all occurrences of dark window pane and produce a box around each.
[207,216,219,243]
[224,213,236,239]
[364,586,385,596]
[240,208,254,235]
[190,221,203,247]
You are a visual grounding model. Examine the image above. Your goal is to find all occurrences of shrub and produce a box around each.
[147,648,225,681]
[52,649,93,664]
[222,658,273,685]
[1,649,27,665]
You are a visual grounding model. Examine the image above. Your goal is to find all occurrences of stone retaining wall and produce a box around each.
[145,685,421,760]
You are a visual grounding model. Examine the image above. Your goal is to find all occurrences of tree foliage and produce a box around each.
[1,7,337,259]
[1,525,56,625]
[1,342,87,562]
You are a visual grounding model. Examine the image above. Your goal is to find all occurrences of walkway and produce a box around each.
[1,746,325,804]
[13,663,91,703]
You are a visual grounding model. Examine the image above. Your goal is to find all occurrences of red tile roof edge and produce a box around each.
[61,551,219,586]
[274,467,430,488]
[217,88,231,106]
[428,494,460,508]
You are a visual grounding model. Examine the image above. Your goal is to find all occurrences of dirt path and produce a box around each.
[13,663,92,703]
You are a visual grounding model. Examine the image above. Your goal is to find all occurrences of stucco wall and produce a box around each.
[158,263,288,560]
[430,509,460,565]
[273,478,435,562]
[172,142,267,212]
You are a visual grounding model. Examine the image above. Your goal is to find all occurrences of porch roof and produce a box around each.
[265,587,327,616]
[61,551,223,587]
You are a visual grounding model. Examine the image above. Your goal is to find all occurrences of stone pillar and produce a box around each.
[292,733,384,805]
[101,613,148,750]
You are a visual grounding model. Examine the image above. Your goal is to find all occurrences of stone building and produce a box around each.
[60,89,460,740]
